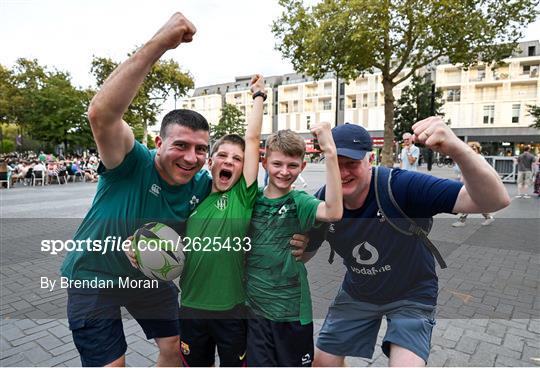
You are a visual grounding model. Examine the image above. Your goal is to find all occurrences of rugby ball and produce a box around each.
[132,222,185,281]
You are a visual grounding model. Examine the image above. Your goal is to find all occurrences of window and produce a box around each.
[339,82,345,95]
[292,100,298,112]
[447,88,461,102]
[323,82,332,95]
[306,115,311,128]
[323,100,332,110]
[478,68,486,80]
[512,104,520,123]
[523,65,531,74]
[483,105,494,124]
[362,93,368,107]
[351,97,357,108]
[339,98,344,110]
[528,46,536,57]
[369,93,376,107]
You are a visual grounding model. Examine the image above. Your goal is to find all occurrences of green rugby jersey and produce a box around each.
[181,176,258,311]
[246,189,321,324]
[60,141,212,284]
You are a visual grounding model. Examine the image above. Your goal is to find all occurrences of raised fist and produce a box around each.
[412,116,462,156]
[152,12,197,50]
[250,74,266,95]
[310,122,336,155]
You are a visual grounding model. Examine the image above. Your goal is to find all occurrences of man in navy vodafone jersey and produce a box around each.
[307,117,510,367]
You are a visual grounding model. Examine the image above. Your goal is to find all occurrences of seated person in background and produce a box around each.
[32,161,46,178]
[47,162,59,184]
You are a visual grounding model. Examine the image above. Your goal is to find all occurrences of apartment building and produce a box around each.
[180,75,282,138]
[178,41,539,154]
[436,40,539,155]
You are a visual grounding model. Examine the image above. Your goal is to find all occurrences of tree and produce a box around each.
[527,105,540,129]
[393,74,443,140]
[2,59,92,152]
[91,53,193,146]
[0,65,16,125]
[212,103,245,141]
[273,0,538,166]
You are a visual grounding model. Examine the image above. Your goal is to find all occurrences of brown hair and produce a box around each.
[210,134,245,157]
[265,129,305,159]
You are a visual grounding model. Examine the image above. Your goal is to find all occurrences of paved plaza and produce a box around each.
[1,164,539,367]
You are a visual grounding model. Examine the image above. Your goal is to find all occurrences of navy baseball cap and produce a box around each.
[331,123,373,160]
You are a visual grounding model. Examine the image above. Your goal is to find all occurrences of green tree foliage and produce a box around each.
[393,74,443,139]
[527,105,540,129]
[273,0,538,166]
[0,59,93,152]
[212,103,245,142]
[91,52,193,146]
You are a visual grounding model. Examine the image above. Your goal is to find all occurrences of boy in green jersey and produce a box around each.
[178,74,264,367]
[245,124,343,367]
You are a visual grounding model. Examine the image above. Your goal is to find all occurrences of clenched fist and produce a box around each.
[151,12,197,50]
[412,116,463,156]
[310,122,336,156]
[250,74,266,95]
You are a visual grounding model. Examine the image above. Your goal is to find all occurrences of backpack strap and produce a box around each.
[374,167,447,269]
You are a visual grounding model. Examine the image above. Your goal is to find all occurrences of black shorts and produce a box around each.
[246,309,314,367]
[179,305,247,367]
[67,282,180,367]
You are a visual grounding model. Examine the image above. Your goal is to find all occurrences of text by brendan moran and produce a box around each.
[40,276,159,291]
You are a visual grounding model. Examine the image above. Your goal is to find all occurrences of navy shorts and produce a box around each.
[179,304,247,367]
[246,309,314,367]
[67,282,180,367]
[316,288,436,363]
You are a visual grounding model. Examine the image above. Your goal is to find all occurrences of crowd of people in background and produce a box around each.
[0,150,100,188]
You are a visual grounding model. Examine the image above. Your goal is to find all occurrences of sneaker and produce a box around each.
[452,221,466,227]
[523,194,531,199]
[481,216,494,226]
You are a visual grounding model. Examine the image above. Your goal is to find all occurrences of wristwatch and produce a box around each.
[252,91,267,101]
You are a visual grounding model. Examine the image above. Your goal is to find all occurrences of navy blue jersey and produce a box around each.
[308,167,462,305]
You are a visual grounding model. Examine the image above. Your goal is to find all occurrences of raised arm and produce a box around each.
[243,74,266,186]
[87,12,196,169]
[412,116,510,213]
[312,122,343,222]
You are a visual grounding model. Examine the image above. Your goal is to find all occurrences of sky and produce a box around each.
[1,0,539,91]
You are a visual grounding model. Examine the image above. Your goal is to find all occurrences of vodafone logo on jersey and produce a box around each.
[352,241,379,265]
[350,241,392,276]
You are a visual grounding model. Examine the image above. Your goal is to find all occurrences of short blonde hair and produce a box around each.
[265,129,305,159]
[468,141,481,152]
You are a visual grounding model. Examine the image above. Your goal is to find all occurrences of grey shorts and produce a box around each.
[517,171,532,186]
[316,288,436,363]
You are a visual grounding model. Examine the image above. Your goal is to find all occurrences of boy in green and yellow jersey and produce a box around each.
[245,124,343,367]
[177,74,264,367]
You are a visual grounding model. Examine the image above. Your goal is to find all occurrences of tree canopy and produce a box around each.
[0,58,93,152]
[393,74,443,140]
[528,105,540,129]
[91,52,194,146]
[211,103,246,142]
[273,0,538,166]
